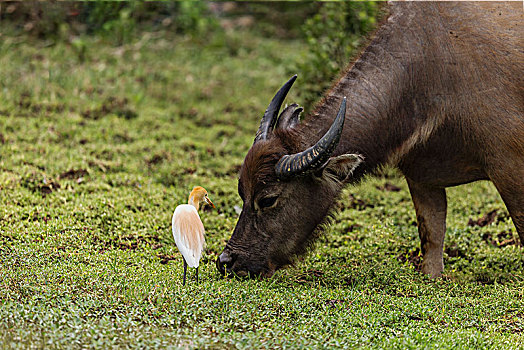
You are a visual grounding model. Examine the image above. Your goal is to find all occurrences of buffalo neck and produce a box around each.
[297,3,452,180]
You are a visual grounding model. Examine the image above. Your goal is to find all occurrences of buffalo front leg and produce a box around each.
[491,175,524,244]
[407,179,447,278]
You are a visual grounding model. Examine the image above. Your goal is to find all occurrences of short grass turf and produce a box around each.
[0,27,523,349]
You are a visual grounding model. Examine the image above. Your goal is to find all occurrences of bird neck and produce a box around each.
[188,195,200,210]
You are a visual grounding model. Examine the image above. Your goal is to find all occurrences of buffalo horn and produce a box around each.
[275,97,346,179]
[254,75,297,143]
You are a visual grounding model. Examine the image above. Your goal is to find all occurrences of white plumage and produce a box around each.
[172,204,205,268]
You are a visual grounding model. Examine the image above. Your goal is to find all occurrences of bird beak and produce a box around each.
[205,197,216,208]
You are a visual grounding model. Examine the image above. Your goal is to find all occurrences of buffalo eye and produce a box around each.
[258,196,278,209]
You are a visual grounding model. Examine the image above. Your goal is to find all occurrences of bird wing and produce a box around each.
[172,205,205,268]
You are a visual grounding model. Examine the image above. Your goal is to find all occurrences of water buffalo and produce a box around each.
[217,2,523,278]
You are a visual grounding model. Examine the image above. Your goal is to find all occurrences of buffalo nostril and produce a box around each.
[216,252,236,275]
[219,252,232,264]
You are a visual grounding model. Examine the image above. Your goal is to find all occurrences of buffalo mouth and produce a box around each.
[215,255,277,279]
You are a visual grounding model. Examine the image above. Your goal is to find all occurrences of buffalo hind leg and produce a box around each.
[407,179,447,278]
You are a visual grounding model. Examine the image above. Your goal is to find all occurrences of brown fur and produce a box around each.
[217,2,524,278]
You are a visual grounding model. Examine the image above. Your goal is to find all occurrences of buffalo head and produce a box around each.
[216,76,362,277]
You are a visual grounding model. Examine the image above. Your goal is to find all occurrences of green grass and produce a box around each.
[0,26,523,349]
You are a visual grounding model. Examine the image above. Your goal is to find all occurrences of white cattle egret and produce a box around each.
[172,186,215,285]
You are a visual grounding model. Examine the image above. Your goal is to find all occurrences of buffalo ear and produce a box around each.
[275,103,303,131]
[316,154,363,182]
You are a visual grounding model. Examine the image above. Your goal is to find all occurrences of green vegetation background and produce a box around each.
[0,2,522,348]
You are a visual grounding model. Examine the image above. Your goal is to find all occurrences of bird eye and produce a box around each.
[258,196,277,209]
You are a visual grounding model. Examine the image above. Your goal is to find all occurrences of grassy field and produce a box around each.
[0,24,523,349]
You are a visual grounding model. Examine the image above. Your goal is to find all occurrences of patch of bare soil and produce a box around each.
[341,195,375,210]
[82,96,137,120]
[468,209,497,227]
[59,168,88,180]
[444,244,471,260]
[295,269,324,284]
[376,182,401,192]
[157,254,177,264]
[93,234,161,252]
[398,248,421,270]
[145,152,170,167]
[482,231,519,247]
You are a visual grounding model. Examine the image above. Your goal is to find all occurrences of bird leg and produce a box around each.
[183,259,187,286]
[196,267,199,284]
